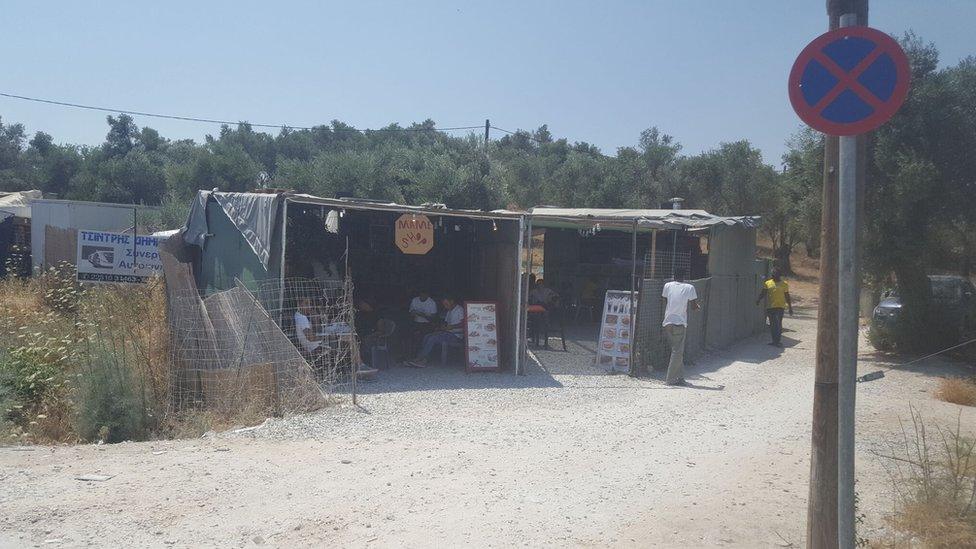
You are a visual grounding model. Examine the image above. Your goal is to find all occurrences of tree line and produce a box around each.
[1,34,974,348]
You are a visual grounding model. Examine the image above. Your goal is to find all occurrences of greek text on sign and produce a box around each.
[76,230,163,284]
[395,214,434,255]
[788,26,910,136]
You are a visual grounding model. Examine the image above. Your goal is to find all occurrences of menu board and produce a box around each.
[464,302,500,372]
[596,290,636,374]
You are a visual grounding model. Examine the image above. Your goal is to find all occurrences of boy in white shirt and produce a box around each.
[661,269,700,386]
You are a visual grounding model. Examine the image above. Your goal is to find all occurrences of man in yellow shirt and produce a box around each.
[756,268,793,347]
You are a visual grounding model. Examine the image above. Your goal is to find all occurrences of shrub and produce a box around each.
[0,346,65,406]
[868,320,895,352]
[876,407,976,547]
[39,263,86,315]
[0,345,75,443]
[936,377,976,407]
[74,346,149,443]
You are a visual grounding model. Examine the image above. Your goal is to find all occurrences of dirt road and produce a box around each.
[2,307,973,548]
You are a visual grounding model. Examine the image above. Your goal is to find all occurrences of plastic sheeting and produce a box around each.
[183,191,282,268]
[0,190,41,220]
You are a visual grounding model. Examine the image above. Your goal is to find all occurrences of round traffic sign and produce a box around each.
[789,26,910,136]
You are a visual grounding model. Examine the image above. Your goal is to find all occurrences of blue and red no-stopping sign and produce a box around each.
[789,26,910,136]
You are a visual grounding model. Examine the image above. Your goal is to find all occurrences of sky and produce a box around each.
[2,1,974,165]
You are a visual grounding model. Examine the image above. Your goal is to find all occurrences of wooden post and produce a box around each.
[650,229,658,278]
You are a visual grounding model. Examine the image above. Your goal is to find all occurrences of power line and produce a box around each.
[0,91,615,154]
[491,125,612,159]
[0,91,484,134]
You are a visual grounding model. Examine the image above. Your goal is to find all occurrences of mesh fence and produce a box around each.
[632,251,693,374]
[633,264,767,374]
[633,277,710,374]
[169,275,358,416]
[253,277,361,391]
[641,249,691,280]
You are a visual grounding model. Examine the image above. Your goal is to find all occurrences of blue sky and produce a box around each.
[2,1,973,164]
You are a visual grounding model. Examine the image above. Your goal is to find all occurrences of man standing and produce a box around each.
[756,268,793,347]
[661,269,700,386]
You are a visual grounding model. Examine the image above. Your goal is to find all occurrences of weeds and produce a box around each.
[936,377,976,407]
[874,406,976,547]
[0,269,177,444]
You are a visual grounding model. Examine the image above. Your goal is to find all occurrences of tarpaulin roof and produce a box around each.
[0,190,41,221]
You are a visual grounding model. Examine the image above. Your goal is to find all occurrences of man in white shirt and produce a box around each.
[661,269,700,386]
[408,296,464,368]
[409,290,438,325]
[294,298,325,356]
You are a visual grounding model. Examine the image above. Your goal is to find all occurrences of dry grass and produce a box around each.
[936,377,976,407]
[873,408,976,548]
[2,269,315,444]
[1,269,181,443]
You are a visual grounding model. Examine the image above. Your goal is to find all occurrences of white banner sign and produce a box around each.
[76,230,163,284]
[596,290,636,374]
[465,302,500,372]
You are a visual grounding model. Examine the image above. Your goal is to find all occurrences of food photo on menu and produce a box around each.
[464,302,500,371]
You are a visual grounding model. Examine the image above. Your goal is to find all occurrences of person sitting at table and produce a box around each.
[407,296,464,368]
[528,279,559,348]
[406,288,438,355]
[354,295,378,338]
[529,278,559,307]
[409,289,438,330]
[294,297,326,359]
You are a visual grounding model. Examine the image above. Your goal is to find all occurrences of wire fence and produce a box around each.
[641,250,691,280]
[253,277,362,393]
[168,275,359,417]
[632,251,692,374]
[632,256,768,374]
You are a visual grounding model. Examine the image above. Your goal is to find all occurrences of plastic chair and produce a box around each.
[369,319,397,370]
[438,335,464,366]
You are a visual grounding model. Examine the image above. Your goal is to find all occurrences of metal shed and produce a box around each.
[514,206,766,373]
[29,198,157,272]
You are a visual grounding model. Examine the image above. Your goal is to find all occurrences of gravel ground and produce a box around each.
[1,306,974,548]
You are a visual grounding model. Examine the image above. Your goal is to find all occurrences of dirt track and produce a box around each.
[2,307,973,548]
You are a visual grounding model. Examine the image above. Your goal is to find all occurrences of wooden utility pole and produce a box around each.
[807,1,868,547]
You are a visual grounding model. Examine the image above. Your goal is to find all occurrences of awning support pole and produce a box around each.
[629,218,638,375]
[521,216,535,374]
[650,229,658,278]
[278,198,288,325]
[513,215,525,375]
